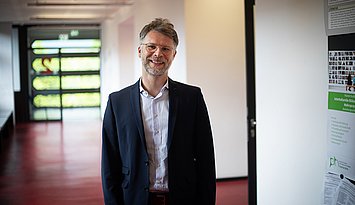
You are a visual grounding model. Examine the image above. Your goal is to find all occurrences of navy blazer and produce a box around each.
[101,78,216,205]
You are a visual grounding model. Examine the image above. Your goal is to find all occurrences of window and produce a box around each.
[28,28,101,121]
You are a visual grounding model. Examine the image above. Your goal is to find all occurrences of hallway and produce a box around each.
[0,121,247,205]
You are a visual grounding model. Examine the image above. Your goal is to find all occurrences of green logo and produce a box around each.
[330,156,337,167]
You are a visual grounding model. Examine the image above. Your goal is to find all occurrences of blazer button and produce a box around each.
[145,161,149,166]
[144,187,149,192]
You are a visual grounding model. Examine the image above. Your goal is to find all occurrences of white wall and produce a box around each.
[118,17,135,88]
[0,23,14,115]
[255,0,328,204]
[100,7,133,114]
[101,18,121,112]
[185,0,248,178]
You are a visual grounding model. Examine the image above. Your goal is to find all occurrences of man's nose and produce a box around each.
[153,47,164,57]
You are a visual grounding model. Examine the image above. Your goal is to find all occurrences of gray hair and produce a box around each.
[139,18,179,47]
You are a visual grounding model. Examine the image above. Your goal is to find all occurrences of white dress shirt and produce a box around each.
[140,79,169,192]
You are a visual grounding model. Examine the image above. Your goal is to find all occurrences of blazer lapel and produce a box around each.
[167,78,178,150]
[130,80,146,149]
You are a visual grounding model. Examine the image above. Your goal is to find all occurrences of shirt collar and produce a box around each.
[139,78,169,97]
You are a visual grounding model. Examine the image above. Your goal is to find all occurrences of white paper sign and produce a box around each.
[326,0,355,35]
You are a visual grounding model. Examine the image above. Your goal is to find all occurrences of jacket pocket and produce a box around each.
[121,166,130,188]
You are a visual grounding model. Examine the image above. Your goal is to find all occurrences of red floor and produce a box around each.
[0,121,247,205]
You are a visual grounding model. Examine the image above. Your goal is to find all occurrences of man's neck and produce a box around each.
[141,74,168,97]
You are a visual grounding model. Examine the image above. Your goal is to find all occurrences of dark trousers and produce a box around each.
[149,192,169,205]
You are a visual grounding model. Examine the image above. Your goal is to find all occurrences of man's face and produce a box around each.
[138,31,176,77]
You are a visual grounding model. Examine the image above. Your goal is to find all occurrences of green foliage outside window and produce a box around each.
[60,48,100,53]
[61,75,100,89]
[32,58,60,73]
[61,57,100,71]
[33,49,59,55]
[33,93,100,108]
[62,93,100,107]
[32,57,100,73]
[33,76,60,90]
[33,75,100,90]
[34,94,60,107]
[31,39,101,49]
[33,48,100,55]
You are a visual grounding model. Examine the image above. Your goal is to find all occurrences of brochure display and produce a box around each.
[325,45,355,205]
[323,1,355,204]
[323,0,355,205]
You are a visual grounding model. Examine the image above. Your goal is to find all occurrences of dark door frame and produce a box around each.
[244,0,256,204]
[14,26,30,122]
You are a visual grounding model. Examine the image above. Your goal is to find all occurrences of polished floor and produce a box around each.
[0,121,247,205]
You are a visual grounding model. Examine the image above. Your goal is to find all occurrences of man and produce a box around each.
[101,18,216,205]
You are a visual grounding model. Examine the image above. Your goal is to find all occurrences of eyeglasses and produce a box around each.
[141,43,175,54]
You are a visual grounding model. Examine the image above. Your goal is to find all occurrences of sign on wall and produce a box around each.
[323,1,355,204]
[325,0,355,36]
[323,2,355,202]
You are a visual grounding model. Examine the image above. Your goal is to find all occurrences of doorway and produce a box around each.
[27,26,101,121]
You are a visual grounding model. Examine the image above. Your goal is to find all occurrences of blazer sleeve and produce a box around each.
[195,90,216,204]
[101,95,124,205]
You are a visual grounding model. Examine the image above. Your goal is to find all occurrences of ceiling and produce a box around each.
[0,0,134,25]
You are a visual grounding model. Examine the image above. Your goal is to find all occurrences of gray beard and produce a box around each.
[143,63,169,77]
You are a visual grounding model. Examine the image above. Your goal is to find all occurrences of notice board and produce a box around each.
[323,1,355,204]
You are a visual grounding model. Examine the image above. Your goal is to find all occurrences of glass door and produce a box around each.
[28,27,101,121]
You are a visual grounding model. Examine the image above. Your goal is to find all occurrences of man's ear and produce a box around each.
[138,46,142,58]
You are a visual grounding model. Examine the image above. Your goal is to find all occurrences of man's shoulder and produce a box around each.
[109,82,138,99]
[170,79,201,93]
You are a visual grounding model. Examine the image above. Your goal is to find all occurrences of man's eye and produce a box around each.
[162,47,171,52]
[147,45,156,50]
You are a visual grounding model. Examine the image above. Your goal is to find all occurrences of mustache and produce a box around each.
[148,57,166,63]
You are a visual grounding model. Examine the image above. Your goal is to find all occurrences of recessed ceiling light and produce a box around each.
[27,1,134,6]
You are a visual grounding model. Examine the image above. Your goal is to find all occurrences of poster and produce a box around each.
[325,0,355,36]
[323,49,355,204]
[323,2,355,204]
[327,50,355,180]
[323,173,355,205]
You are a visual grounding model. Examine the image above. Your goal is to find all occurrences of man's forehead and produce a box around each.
[144,31,174,44]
